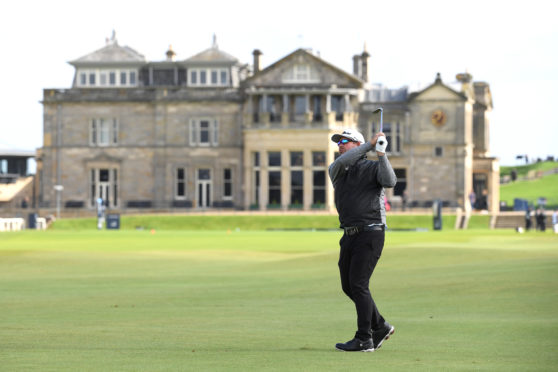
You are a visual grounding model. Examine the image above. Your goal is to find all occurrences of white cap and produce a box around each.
[331,128,365,144]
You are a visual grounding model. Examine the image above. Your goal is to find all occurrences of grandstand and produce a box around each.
[0,146,35,216]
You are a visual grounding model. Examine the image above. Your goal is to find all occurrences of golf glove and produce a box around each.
[375,136,388,153]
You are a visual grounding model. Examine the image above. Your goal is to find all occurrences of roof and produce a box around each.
[408,73,467,101]
[244,48,363,86]
[69,40,146,66]
[183,46,239,64]
[0,145,35,157]
[365,84,408,102]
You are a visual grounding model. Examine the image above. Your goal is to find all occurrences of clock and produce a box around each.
[431,109,447,126]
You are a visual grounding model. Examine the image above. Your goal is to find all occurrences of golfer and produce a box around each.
[329,128,397,352]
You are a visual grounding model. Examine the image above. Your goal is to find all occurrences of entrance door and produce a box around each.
[197,168,212,208]
[98,169,110,205]
[91,168,118,208]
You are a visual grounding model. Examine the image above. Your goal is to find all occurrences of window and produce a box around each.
[176,168,186,198]
[312,151,326,166]
[223,168,232,199]
[252,96,262,123]
[290,151,303,206]
[313,171,326,205]
[90,118,118,146]
[291,171,303,205]
[290,151,303,166]
[295,65,309,80]
[331,95,343,121]
[190,118,219,146]
[268,152,281,166]
[268,171,281,205]
[267,96,280,122]
[372,121,401,153]
[253,152,260,167]
[188,68,229,87]
[283,64,319,83]
[312,95,322,122]
[77,69,137,87]
[109,72,116,85]
[394,169,407,196]
[312,151,327,205]
[200,120,210,143]
[253,152,260,206]
[435,146,443,157]
[254,170,260,206]
[291,95,306,122]
[268,151,282,206]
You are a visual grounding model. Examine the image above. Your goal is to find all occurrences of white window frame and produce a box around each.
[99,71,108,86]
[283,64,319,83]
[76,69,139,87]
[252,152,260,206]
[290,151,304,206]
[90,118,119,146]
[188,68,229,87]
[267,151,282,206]
[189,118,219,147]
[311,151,327,205]
[175,167,186,199]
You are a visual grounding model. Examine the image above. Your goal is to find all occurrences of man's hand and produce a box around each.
[371,132,387,156]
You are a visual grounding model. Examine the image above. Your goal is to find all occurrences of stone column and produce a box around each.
[282,94,289,127]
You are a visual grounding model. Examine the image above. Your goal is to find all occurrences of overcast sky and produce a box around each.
[1,0,556,166]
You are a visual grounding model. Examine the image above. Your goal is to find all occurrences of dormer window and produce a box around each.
[283,64,319,83]
[188,68,229,87]
[76,69,138,87]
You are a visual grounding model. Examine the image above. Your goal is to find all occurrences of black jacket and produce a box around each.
[329,142,397,227]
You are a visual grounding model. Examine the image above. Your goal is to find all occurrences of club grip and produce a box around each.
[375,136,388,153]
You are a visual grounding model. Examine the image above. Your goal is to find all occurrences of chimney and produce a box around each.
[456,71,474,98]
[253,49,262,73]
[361,47,370,82]
[353,54,362,78]
[166,45,176,62]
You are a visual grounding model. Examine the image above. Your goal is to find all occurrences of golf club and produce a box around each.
[372,107,383,132]
[372,108,387,152]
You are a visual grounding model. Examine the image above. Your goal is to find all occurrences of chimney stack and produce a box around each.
[253,49,262,73]
[166,45,176,62]
[360,44,370,82]
[353,54,362,78]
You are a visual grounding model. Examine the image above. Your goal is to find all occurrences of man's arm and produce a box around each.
[369,132,396,187]
[376,155,397,188]
[328,142,373,187]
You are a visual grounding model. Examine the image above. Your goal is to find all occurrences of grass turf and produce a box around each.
[48,214,491,231]
[1,229,557,371]
[499,173,558,207]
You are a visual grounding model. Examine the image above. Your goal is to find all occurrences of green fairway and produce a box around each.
[1,229,557,371]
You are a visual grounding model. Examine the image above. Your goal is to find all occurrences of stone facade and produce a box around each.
[38,37,499,214]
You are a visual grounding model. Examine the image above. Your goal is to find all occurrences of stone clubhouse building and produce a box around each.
[37,34,499,214]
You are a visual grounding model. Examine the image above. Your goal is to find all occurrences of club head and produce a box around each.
[372,108,383,114]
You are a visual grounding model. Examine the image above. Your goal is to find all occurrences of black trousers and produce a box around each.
[338,230,385,340]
